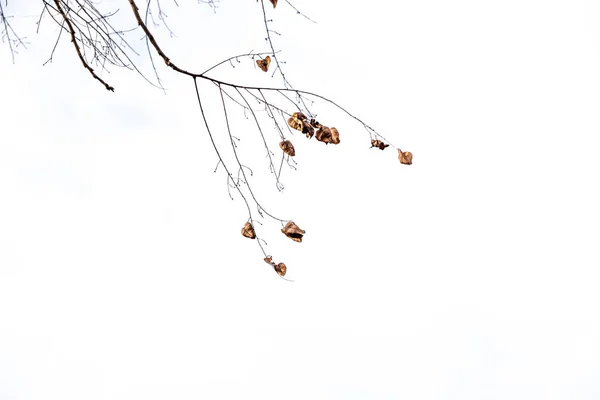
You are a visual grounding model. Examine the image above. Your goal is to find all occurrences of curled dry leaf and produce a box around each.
[256,56,271,72]
[398,149,413,165]
[241,222,256,239]
[293,112,307,121]
[287,116,303,131]
[315,126,340,145]
[269,0,278,8]
[279,140,296,156]
[287,112,314,137]
[264,256,287,277]
[371,139,389,150]
[281,221,305,243]
[330,127,341,144]
[275,263,287,276]
[302,121,315,138]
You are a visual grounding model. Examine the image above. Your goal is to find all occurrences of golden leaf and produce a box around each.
[275,263,287,276]
[371,139,389,150]
[287,117,303,131]
[241,222,256,239]
[279,140,296,156]
[398,149,413,165]
[281,221,305,243]
[270,0,278,8]
[256,56,271,72]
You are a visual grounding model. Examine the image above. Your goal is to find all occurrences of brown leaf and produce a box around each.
[281,221,305,243]
[279,140,296,156]
[241,222,256,239]
[292,112,307,121]
[269,0,278,8]
[398,149,413,165]
[330,127,341,144]
[371,139,389,150]
[315,126,340,145]
[315,126,330,143]
[264,256,287,276]
[287,116,303,131]
[256,56,271,72]
[274,263,287,276]
[302,120,314,138]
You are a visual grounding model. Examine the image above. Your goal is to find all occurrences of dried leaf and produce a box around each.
[293,112,307,121]
[314,126,340,145]
[279,140,296,156]
[269,0,278,8]
[287,116,303,131]
[256,56,271,72]
[264,256,273,264]
[398,149,413,165]
[281,221,305,243]
[275,263,287,276]
[302,120,315,138]
[371,139,389,150]
[330,127,341,144]
[315,126,330,143]
[241,222,256,239]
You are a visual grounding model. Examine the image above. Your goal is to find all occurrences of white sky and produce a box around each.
[1,0,600,399]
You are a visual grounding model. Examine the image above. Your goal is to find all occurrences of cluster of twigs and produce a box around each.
[2,0,411,279]
[0,0,28,63]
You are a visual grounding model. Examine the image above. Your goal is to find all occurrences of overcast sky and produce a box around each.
[1,0,600,399]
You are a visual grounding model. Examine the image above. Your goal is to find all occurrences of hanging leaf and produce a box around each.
[241,222,256,239]
[330,127,341,144]
[287,116,303,131]
[371,139,389,150]
[293,112,307,121]
[288,112,314,137]
[274,263,287,276]
[281,221,305,243]
[287,112,306,131]
[264,256,287,276]
[302,121,315,138]
[269,0,278,8]
[398,149,413,165]
[279,140,296,156]
[314,126,340,145]
[256,55,271,72]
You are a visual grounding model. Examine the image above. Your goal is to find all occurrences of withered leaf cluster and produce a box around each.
[371,139,389,150]
[256,56,271,72]
[398,149,413,165]
[241,222,256,239]
[279,140,295,156]
[287,112,340,145]
[264,257,287,276]
[281,221,305,243]
[243,220,305,277]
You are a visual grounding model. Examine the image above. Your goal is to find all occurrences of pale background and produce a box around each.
[1,0,600,399]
